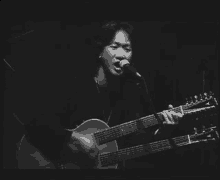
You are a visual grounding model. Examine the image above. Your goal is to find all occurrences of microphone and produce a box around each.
[119,60,142,78]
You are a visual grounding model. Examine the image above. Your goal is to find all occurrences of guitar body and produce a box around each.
[17,135,56,169]
[17,119,118,169]
[64,118,118,169]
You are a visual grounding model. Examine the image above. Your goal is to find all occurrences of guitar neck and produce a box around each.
[95,106,184,145]
[182,98,211,109]
[99,132,200,167]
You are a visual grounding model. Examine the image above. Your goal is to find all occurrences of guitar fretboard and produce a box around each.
[94,106,184,145]
[99,132,201,167]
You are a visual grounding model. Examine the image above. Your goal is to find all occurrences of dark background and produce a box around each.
[3,17,218,170]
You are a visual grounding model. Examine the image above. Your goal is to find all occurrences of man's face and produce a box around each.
[101,30,132,76]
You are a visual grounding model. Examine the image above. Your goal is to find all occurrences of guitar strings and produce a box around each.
[95,104,211,144]
[94,112,164,143]
[95,114,159,139]
[99,135,190,166]
[99,101,213,166]
[100,106,213,165]
[94,105,185,142]
[95,91,211,144]
[99,140,171,166]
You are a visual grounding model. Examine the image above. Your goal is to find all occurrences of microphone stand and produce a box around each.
[122,68,163,133]
[198,59,208,93]
[197,59,210,166]
[139,75,163,129]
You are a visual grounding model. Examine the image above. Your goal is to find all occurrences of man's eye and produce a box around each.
[110,46,131,51]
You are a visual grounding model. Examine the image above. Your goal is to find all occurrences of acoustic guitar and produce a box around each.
[71,92,216,147]
[18,93,215,169]
[61,118,218,169]
[17,104,218,169]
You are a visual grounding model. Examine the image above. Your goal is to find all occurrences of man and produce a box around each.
[15,21,183,169]
[82,21,183,168]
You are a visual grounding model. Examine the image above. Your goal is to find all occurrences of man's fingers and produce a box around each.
[163,111,178,124]
[168,104,174,109]
[172,112,183,119]
[179,105,184,115]
[177,112,183,118]
[162,111,170,123]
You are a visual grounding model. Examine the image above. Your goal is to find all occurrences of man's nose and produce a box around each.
[115,47,128,58]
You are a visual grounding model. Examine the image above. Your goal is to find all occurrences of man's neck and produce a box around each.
[94,66,107,87]
[94,65,123,95]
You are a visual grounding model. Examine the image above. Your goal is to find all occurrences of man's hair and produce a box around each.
[92,20,134,56]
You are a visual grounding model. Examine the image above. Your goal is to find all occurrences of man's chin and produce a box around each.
[110,69,123,76]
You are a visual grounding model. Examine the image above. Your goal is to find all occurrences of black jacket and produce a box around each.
[14,67,153,165]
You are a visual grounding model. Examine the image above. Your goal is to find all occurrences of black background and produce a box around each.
[2,1,219,172]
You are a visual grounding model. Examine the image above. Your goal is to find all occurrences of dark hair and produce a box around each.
[92,20,134,56]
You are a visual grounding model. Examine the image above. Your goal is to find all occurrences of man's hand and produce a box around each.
[161,104,184,125]
[154,104,184,137]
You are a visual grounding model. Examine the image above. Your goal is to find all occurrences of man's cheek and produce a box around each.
[128,54,132,60]
[103,58,110,68]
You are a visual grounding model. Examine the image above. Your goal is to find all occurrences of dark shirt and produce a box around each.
[16,69,153,167]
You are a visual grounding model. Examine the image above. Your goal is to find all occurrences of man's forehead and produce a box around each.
[113,30,130,45]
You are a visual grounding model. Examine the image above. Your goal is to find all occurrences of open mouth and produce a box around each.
[113,62,121,71]
[114,63,122,73]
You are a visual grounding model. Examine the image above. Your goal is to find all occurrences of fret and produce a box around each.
[149,140,171,152]
[95,127,122,144]
[188,135,192,144]
[172,135,190,146]
[187,134,200,144]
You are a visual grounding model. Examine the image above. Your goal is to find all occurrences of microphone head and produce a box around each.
[119,59,142,78]
[119,59,130,68]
